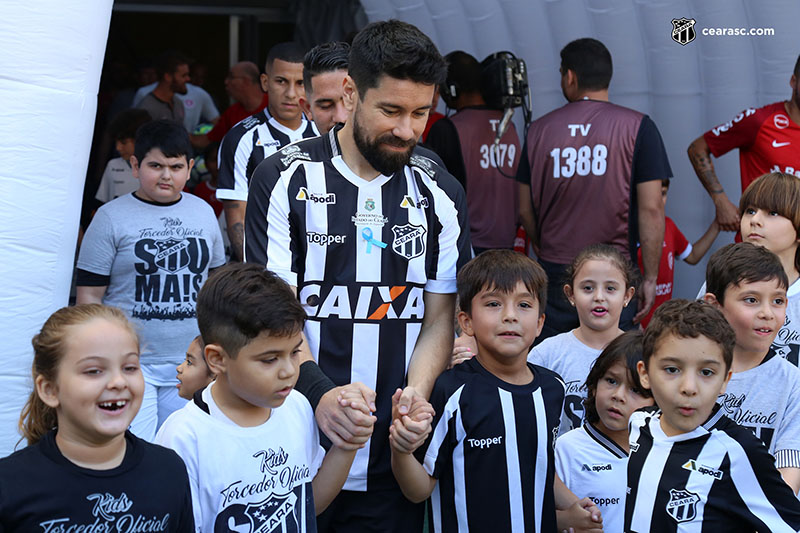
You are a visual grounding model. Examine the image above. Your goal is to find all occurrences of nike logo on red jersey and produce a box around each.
[772,140,791,148]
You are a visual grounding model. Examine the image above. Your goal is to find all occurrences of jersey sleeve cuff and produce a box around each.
[678,243,693,261]
[424,278,457,294]
[774,449,800,469]
[215,189,248,202]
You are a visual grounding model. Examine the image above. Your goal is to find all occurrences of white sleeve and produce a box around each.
[155,415,203,532]
[95,161,114,203]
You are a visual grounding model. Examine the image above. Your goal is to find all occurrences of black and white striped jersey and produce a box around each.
[245,126,471,491]
[216,108,318,201]
[625,406,800,533]
[416,358,565,533]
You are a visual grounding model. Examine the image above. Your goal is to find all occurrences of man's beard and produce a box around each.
[353,111,416,176]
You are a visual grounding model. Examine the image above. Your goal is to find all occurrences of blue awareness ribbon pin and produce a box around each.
[362,228,387,254]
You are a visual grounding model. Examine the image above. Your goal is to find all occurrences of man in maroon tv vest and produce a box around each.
[427,51,520,254]
[517,38,671,341]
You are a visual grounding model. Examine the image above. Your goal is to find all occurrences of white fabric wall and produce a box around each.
[0,1,113,456]
[362,0,799,296]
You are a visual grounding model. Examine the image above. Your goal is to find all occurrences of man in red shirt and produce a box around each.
[688,55,800,232]
[191,61,268,149]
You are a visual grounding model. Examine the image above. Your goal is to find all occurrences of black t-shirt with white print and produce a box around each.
[0,430,194,532]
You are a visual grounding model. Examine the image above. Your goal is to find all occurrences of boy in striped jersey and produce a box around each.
[390,250,603,532]
[626,299,800,532]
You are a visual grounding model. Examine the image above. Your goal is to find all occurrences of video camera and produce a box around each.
[480,51,532,145]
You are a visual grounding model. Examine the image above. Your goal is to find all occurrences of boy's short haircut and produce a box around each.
[108,109,152,142]
[133,119,193,163]
[642,299,734,371]
[348,19,447,98]
[155,50,191,80]
[457,250,548,316]
[706,242,788,304]
[196,263,306,357]
[584,330,652,424]
[303,41,350,92]
[265,41,307,73]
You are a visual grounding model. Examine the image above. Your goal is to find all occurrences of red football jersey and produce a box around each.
[703,102,800,192]
[637,217,691,328]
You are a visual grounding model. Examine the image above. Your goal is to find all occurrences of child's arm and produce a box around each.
[778,467,800,494]
[311,446,357,514]
[312,384,377,513]
[684,220,720,265]
[389,389,437,502]
[554,473,603,533]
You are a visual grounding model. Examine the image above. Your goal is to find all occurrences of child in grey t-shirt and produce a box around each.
[77,120,225,441]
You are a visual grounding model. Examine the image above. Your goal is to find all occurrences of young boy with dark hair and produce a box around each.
[389,250,602,532]
[156,263,374,532]
[626,298,800,532]
[95,108,152,204]
[77,119,226,441]
[701,242,800,493]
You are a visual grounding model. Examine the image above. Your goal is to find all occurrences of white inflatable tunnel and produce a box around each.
[0,0,114,455]
[0,0,798,456]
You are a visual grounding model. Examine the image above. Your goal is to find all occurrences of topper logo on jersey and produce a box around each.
[682,459,723,480]
[589,496,620,506]
[391,224,426,260]
[299,284,424,320]
[581,463,612,473]
[307,232,346,246]
[467,436,503,449]
[666,488,700,523]
[244,491,300,533]
[296,187,336,204]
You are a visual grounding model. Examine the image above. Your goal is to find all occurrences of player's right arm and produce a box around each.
[222,200,246,262]
[687,134,740,232]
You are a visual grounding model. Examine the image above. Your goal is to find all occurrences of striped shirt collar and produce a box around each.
[583,422,628,459]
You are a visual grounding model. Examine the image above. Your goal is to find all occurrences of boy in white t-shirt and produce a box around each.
[95,109,152,204]
[156,263,375,531]
[702,242,800,493]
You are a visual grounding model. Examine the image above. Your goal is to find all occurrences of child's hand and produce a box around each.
[449,333,477,369]
[389,389,434,454]
[558,497,603,533]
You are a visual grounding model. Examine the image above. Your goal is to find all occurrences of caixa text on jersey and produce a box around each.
[299,284,425,320]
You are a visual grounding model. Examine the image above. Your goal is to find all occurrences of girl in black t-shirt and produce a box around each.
[0,304,193,532]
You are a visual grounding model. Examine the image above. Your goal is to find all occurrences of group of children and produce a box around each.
[4,104,800,531]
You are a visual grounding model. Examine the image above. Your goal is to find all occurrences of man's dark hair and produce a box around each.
[643,299,735,371]
[303,41,350,93]
[794,54,800,78]
[108,108,152,142]
[348,19,447,98]
[155,50,190,80]
[196,263,306,357]
[265,42,307,73]
[442,51,481,100]
[706,242,788,304]
[457,250,548,316]
[133,119,192,163]
[584,331,652,424]
[560,38,612,91]
[661,178,670,189]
